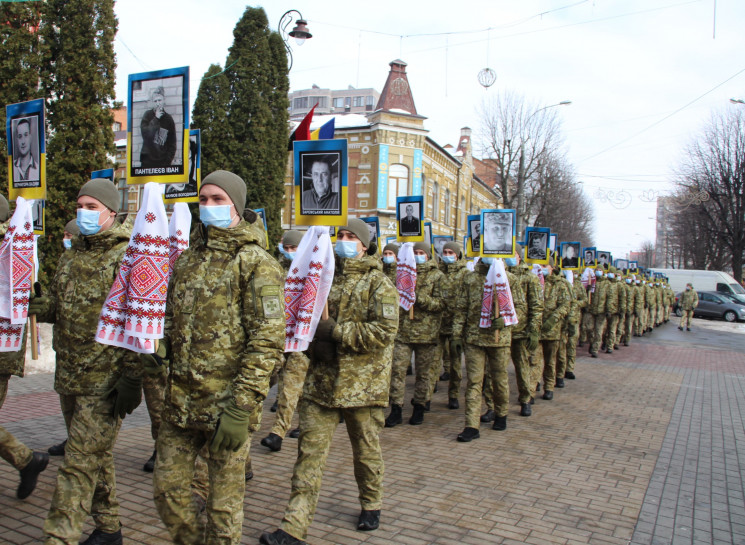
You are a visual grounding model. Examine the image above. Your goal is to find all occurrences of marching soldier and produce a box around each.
[557,269,587,382]
[602,267,620,354]
[588,268,609,358]
[678,282,699,331]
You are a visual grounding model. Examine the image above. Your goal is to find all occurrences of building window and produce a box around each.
[353,96,363,107]
[113,122,121,131]
[444,189,450,225]
[344,97,351,109]
[387,164,409,209]
[312,96,328,109]
[332,97,344,108]
[293,96,308,109]
[460,197,466,228]
[432,182,439,220]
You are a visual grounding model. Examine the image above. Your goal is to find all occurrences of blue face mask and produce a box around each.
[481,257,495,265]
[626,278,632,284]
[607,273,615,280]
[415,255,427,264]
[199,205,234,228]
[442,255,456,264]
[278,243,295,261]
[540,267,549,277]
[63,239,72,249]
[504,257,517,267]
[77,208,106,236]
[382,256,396,265]
[335,240,359,259]
[595,271,603,278]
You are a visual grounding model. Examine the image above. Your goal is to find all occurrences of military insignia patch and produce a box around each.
[262,296,281,318]
[382,303,397,320]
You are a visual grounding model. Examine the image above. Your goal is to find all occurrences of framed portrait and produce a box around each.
[560,241,581,270]
[386,235,397,246]
[629,260,639,272]
[360,216,380,249]
[596,250,611,268]
[480,208,515,257]
[30,199,45,235]
[524,227,550,265]
[549,233,558,253]
[91,168,114,182]
[294,139,348,226]
[164,128,200,203]
[328,225,337,243]
[615,258,629,271]
[6,98,46,201]
[127,66,189,184]
[582,247,596,268]
[423,222,432,247]
[432,235,453,258]
[466,214,481,258]
[396,195,423,242]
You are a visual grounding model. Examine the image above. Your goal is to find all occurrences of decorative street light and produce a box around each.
[279,10,312,71]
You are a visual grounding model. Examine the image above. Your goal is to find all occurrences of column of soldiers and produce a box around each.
[1,175,679,545]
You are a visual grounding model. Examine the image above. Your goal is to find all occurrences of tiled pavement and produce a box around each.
[1,317,743,544]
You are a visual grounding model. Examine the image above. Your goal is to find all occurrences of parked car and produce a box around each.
[688,291,745,322]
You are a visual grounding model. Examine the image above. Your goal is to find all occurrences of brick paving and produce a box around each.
[0,317,743,544]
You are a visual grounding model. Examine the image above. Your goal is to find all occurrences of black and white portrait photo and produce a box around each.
[615,259,629,271]
[597,251,611,267]
[11,116,40,187]
[165,131,199,200]
[30,199,44,233]
[470,219,481,253]
[526,230,548,261]
[433,236,451,258]
[561,242,580,269]
[362,219,379,246]
[423,223,432,246]
[300,152,341,216]
[482,210,514,254]
[398,202,421,237]
[583,248,596,267]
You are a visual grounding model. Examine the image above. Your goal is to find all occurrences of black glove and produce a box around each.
[104,375,143,419]
[312,340,337,362]
[315,318,337,341]
[450,338,464,357]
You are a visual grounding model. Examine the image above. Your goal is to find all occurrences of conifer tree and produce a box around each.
[192,64,231,177]
[38,0,118,287]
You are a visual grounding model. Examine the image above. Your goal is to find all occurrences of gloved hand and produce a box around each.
[567,323,577,337]
[27,295,50,317]
[139,339,170,376]
[210,399,251,453]
[450,338,464,357]
[492,317,505,330]
[312,339,337,362]
[104,375,143,419]
[315,318,337,341]
[541,315,557,333]
[527,332,540,352]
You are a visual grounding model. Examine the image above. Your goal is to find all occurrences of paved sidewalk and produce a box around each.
[1,317,743,544]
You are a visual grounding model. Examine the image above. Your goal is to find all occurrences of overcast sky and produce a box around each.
[113,0,745,256]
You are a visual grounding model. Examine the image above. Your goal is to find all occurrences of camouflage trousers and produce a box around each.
[270,352,310,438]
[191,444,252,504]
[281,400,385,541]
[603,315,620,349]
[580,311,593,344]
[647,306,656,329]
[622,313,633,344]
[389,342,439,406]
[528,343,544,398]
[44,395,122,544]
[0,375,32,470]
[664,305,671,321]
[634,312,645,336]
[614,313,625,345]
[557,322,580,378]
[680,309,694,329]
[463,344,506,427]
[483,339,530,409]
[143,371,166,441]
[657,305,664,325]
[436,335,463,399]
[154,421,251,545]
[590,314,607,355]
[539,340,559,392]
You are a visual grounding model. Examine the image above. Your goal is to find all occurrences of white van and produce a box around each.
[649,268,745,297]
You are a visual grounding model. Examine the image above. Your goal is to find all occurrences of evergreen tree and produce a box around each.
[0,3,43,195]
[222,6,289,245]
[38,0,118,287]
[191,64,231,177]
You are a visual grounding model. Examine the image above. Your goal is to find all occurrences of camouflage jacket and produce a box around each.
[0,221,26,378]
[163,220,285,432]
[616,279,627,315]
[605,278,620,315]
[625,281,636,314]
[304,255,398,408]
[382,261,397,286]
[34,219,140,396]
[633,284,645,314]
[540,272,572,341]
[567,276,588,324]
[644,284,655,308]
[395,259,445,344]
[679,289,699,310]
[588,276,608,315]
[438,259,469,337]
[664,286,675,306]
[452,261,517,348]
[508,262,543,339]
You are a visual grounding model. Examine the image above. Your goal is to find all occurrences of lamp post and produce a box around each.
[515,100,571,239]
[279,10,312,71]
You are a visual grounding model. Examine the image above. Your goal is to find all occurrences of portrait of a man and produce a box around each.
[470,220,481,252]
[597,252,610,267]
[527,231,548,260]
[165,133,199,199]
[301,153,341,215]
[140,86,177,169]
[399,203,421,236]
[31,199,44,233]
[562,242,580,269]
[12,116,40,184]
[482,211,513,254]
[433,237,450,257]
[584,248,595,266]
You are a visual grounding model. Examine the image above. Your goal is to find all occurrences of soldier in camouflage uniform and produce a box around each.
[29,180,143,545]
[557,270,587,382]
[588,268,609,357]
[261,230,310,452]
[0,195,49,500]
[535,257,571,399]
[663,281,674,322]
[633,278,646,336]
[601,267,621,353]
[149,172,285,545]
[385,241,445,427]
[611,269,627,350]
[381,242,398,286]
[620,275,636,346]
[678,283,699,331]
[261,219,398,545]
[435,241,468,410]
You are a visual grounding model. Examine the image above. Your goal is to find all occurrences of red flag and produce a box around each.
[288,104,316,151]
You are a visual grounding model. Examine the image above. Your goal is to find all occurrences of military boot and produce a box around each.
[357,509,380,531]
[555,378,565,388]
[384,404,402,428]
[457,427,480,442]
[448,398,459,409]
[542,390,554,400]
[260,529,306,545]
[492,415,507,431]
[480,409,495,422]
[261,433,283,452]
[47,439,66,456]
[17,452,48,500]
[143,450,156,473]
[409,404,425,425]
[565,371,576,379]
[79,529,123,545]
[520,403,532,417]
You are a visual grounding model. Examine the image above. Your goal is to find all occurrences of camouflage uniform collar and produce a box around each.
[440,259,465,274]
[415,259,437,272]
[545,273,559,284]
[75,219,130,251]
[196,219,263,252]
[339,255,381,275]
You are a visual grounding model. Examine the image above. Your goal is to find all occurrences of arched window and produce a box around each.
[387,164,409,209]
[444,189,451,225]
[432,181,439,220]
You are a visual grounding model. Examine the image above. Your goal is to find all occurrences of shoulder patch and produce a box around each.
[260,285,281,296]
